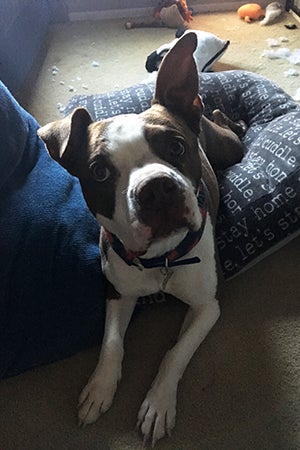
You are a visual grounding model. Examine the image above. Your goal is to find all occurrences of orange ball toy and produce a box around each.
[237,3,265,23]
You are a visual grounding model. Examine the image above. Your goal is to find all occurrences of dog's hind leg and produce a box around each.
[200,113,246,171]
[211,109,247,139]
[78,295,137,426]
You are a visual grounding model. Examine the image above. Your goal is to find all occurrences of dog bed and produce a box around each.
[64,70,300,278]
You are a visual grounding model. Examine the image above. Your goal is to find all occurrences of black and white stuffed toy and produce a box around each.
[145,29,230,73]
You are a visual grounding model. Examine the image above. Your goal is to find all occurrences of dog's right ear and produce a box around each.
[38,107,92,176]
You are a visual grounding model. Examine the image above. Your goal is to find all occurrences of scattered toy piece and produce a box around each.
[285,23,297,30]
[260,2,283,26]
[289,50,300,65]
[262,47,291,59]
[237,3,264,23]
[262,47,300,65]
[91,60,100,67]
[57,102,65,113]
[237,2,283,25]
[51,66,59,75]
[284,68,299,77]
[293,87,300,101]
[266,38,280,47]
[82,84,88,90]
[125,0,192,29]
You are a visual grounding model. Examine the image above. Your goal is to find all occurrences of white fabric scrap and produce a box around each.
[288,50,300,65]
[293,87,300,101]
[57,102,65,113]
[266,38,280,47]
[262,48,300,65]
[284,68,299,77]
[262,48,291,59]
[51,66,59,75]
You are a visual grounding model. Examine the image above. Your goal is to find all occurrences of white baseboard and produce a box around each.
[289,9,300,23]
[68,2,246,22]
[69,7,153,22]
[192,2,246,13]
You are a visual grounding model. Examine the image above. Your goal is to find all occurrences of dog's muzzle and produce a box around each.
[132,174,190,238]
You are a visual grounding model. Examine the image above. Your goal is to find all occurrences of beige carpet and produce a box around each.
[2,10,300,450]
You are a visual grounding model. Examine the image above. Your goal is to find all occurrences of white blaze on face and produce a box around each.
[97,114,155,252]
[105,114,148,167]
[96,114,202,255]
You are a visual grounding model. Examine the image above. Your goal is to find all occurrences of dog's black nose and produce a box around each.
[135,176,188,237]
[137,176,179,209]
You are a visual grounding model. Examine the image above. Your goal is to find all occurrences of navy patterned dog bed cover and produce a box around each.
[64,70,300,278]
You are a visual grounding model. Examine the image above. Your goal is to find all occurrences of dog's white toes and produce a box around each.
[77,378,117,426]
[78,386,89,409]
[137,390,176,446]
[139,402,156,440]
[151,413,169,447]
[165,409,176,436]
[78,394,101,426]
[137,400,149,429]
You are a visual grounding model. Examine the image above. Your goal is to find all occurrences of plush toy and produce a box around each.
[260,2,283,26]
[237,3,265,23]
[125,0,192,30]
[153,0,192,22]
[237,2,283,24]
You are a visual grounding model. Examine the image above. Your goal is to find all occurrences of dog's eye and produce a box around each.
[89,162,110,182]
[170,137,186,156]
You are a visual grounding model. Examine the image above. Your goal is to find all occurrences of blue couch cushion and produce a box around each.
[0,81,106,378]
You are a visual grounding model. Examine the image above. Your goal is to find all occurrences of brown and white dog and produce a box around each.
[38,33,245,446]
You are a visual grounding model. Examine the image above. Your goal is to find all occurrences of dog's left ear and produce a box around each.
[153,32,203,134]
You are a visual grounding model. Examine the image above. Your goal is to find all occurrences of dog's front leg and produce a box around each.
[78,295,137,426]
[137,299,220,446]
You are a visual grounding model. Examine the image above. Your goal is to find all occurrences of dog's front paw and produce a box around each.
[78,375,118,426]
[137,386,177,447]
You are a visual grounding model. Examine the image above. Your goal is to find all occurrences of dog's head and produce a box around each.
[38,33,205,255]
